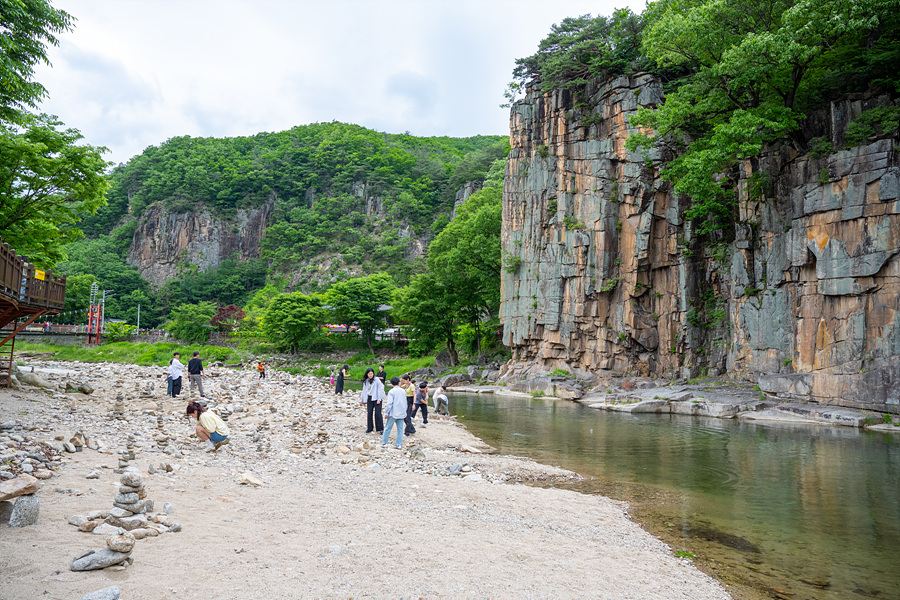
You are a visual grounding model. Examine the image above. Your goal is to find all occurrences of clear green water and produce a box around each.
[451,393,900,600]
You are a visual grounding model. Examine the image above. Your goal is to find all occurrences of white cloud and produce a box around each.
[34,0,645,164]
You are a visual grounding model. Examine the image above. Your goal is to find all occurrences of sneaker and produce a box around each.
[203,440,216,453]
[381,444,389,448]
[394,446,402,450]
[214,437,230,450]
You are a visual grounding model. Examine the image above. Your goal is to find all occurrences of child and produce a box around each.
[382,377,408,449]
[329,370,335,387]
[257,361,266,379]
[412,381,429,425]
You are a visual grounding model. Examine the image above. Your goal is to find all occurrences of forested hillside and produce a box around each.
[58,124,507,329]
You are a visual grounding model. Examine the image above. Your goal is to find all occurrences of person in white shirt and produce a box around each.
[432,385,449,415]
[167,352,185,397]
[382,377,408,449]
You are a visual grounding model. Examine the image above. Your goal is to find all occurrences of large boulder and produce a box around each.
[433,349,453,367]
[0,475,38,502]
[439,373,471,387]
[15,370,52,389]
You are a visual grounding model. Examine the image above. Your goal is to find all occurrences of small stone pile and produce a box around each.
[0,474,40,526]
[114,436,136,473]
[111,393,125,418]
[70,530,135,572]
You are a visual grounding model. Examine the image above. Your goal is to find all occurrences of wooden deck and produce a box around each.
[0,238,67,385]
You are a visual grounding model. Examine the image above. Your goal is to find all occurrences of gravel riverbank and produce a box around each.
[1,360,731,599]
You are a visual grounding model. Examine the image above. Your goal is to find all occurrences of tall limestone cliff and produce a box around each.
[500,74,900,412]
[127,200,273,287]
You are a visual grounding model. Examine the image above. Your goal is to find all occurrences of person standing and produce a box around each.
[360,367,385,433]
[187,351,206,397]
[335,364,348,396]
[401,374,416,436]
[376,364,387,386]
[330,370,335,387]
[257,361,266,379]
[412,381,429,425]
[168,352,184,397]
[382,376,407,449]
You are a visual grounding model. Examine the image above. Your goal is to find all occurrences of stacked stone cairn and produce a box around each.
[114,436,136,474]
[111,393,125,418]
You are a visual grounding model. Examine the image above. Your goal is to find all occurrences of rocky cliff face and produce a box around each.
[500,74,900,412]
[128,200,273,286]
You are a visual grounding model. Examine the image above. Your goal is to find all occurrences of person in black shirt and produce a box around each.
[187,351,206,397]
[376,364,387,386]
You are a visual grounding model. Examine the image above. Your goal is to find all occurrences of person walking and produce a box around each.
[257,361,266,379]
[168,352,184,397]
[360,367,385,433]
[382,376,407,449]
[401,374,416,436]
[335,364,348,396]
[412,381,429,425]
[187,351,206,397]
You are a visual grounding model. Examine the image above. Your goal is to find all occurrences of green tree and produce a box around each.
[166,302,216,344]
[628,0,900,236]
[392,272,459,364]
[260,292,323,353]
[427,162,504,360]
[0,113,108,267]
[0,0,73,124]
[104,321,136,343]
[324,273,394,355]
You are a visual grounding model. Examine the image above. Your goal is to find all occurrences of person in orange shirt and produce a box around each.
[257,361,266,379]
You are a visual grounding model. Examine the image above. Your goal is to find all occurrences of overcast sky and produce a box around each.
[35,0,645,165]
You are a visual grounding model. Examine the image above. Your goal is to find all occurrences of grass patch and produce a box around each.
[16,341,243,367]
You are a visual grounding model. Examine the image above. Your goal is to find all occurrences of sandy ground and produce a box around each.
[0,361,731,599]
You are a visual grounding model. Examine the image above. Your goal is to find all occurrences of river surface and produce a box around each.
[449,393,900,600]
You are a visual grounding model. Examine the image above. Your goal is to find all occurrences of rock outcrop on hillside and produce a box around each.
[128,201,273,286]
[500,74,900,412]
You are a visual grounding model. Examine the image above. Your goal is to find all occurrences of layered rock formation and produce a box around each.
[500,74,900,412]
[128,201,273,286]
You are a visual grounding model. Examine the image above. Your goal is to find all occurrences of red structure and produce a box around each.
[86,305,102,344]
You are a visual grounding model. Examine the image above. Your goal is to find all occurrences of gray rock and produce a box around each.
[105,513,147,530]
[0,421,14,430]
[91,523,124,536]
[434,349,452,367]
[162,502,174,514]
[168,522,182,532]
[63,442,76,453]
[79,586,120,600]
[9,494,39,527]
[70,548,131,571]
[17,371,52,389]
[78,383,95,395]
[115,492,139,504]
[68,514,88,527]
[85,470,102,479]
[119,472,143,488]
[447,463,463,476]
[108,506,133,518]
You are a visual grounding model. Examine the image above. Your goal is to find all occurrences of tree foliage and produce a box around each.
[0,113,108,267]
[324,273,394,355]
[392,272,459,364]
[0,0,72,124]
[210,304,245,333]
[504,10,647,104]
[260,292,323,353]
[627,0,900,236]
[166,302,217,344]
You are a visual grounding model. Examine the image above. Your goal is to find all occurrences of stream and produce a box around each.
[449,392,900,600]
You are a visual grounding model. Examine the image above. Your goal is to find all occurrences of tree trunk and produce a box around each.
[447,335,458,367]
[365,333,375,357]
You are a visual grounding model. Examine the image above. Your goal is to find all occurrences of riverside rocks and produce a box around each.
[9,493,39,526]
[80,587,120,600]
[70,548,131,571]
[0,475,38,501]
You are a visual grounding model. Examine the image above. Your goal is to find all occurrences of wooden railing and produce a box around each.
[0,240,66,310]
